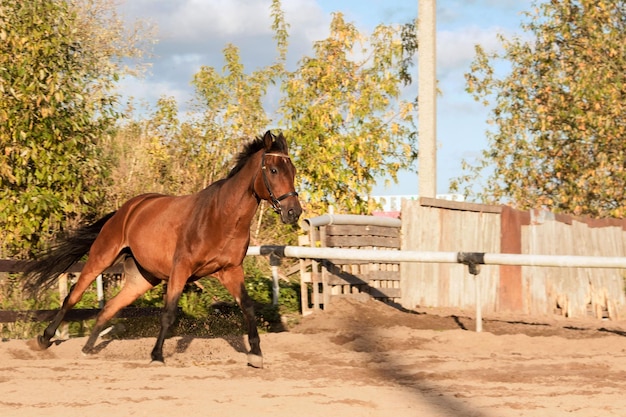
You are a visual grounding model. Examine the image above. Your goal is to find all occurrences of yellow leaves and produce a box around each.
[399,101,414,119]
[456,0,626,218]
[40,106,53,118]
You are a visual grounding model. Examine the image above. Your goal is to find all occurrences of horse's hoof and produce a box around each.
[247,353,263,369]
[150,360,165,367]
[81,347,95,356]
[37,336,53,350]
[26,337,49,351]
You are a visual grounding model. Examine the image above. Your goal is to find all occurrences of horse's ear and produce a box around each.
[262,130,274,150]
[276,132,288,153]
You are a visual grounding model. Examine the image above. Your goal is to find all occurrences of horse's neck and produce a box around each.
[205,155,260,226]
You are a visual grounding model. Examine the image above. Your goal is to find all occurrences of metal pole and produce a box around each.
[475,275,482,332]
[247,246,626,269]
[466,262,482,332]
[246,245,626,332]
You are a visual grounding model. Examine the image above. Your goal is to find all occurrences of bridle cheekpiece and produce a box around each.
[261,152,298,214]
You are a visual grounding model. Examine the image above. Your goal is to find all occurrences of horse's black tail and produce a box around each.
[23,212,117,296]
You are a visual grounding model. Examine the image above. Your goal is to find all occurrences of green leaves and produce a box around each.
[280,14,418,214]
[0,0,150,256]
[456,0,626,218]
[0,0,423,259]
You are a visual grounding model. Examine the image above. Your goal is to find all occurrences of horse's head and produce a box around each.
[254,131,302,224]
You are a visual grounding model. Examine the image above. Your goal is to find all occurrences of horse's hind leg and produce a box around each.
[218,266,263,368]
[37,267,105,349]
[37,241,123,350]
[36,284,77,349]
[82,257,157,354]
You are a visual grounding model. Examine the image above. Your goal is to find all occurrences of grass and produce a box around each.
[0,267,302,340]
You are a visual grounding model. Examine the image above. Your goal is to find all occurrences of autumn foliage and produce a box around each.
[0,0,417,257]
[455,0,626,218]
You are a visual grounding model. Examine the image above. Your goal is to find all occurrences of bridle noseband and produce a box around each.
[261,152,299,214]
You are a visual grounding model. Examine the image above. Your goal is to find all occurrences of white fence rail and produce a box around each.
[247,245,626,332]
[247,245,626,269]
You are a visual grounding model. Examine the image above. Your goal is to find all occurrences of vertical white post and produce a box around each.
[269,253,281,306]
[58,273,69,339]
[271,266,279,306]
[96,274,104,309]
[418,0,437,197]
[475,276,483,332]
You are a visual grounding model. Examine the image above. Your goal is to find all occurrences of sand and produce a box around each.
[2,297,626,417]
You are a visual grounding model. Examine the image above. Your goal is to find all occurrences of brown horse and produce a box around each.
[24,131,302,368]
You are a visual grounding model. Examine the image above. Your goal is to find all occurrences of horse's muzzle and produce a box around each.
[281,202,302,225]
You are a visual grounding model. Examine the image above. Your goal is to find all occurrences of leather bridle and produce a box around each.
[261,152,299,214]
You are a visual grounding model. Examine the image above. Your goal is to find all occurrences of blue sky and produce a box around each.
[118,0,533,197]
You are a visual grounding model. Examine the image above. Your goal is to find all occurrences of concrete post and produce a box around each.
[418,0,437,197]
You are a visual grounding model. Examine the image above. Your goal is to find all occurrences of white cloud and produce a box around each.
[116,0,332,110]
[122,0,272,40]
[281,0,330,42]
[114,0,533,194]
[116,76,191,110]
[437,25,504,73]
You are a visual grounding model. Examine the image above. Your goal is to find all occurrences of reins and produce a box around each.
[261,152,299,214]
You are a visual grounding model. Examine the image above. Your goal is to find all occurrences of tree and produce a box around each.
[455,0,626,218]
[189,44,275,187]
[280,13,418,215]
[107,3,419,221]
[101,98,179,209]
[188,0,289,187]
[103,0,291,243]
[0,0,150,256]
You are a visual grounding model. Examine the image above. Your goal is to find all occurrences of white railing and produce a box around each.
[247,245,626,332]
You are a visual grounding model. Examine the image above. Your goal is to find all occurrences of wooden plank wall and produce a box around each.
[400,198,502,312]
[401,199,626,320]
[302,220,401,311]
[521,210,626,319]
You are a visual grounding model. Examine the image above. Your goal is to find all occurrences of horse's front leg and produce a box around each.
[218,266,263,368]
[150,269,188,364]
[240,286,263,368]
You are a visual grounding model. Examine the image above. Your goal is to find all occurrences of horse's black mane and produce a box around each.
[227,132,287,178]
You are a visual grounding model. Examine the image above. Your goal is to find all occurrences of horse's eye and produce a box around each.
[270,168,278,174]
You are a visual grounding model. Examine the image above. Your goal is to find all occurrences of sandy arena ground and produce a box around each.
[2,297,626,417]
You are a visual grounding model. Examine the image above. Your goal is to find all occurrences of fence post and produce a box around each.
[58,274,69,339]
[96,274,104,309]
[269,253,281,306]
[474,273,482,333]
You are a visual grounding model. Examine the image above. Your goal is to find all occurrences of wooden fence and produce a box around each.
[3,199,625,324]
[520,209,626,318]
[300,217,402,313]
[401,198,626,320]
[0,261,160,324]
[401,198,502,313]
